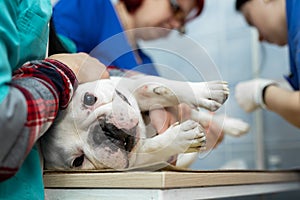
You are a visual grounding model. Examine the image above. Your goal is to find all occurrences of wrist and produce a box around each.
[262,84,270,105]
[255,79,277,110]
[44,58,78,108]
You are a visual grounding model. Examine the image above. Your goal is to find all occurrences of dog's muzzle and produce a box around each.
[91,118,137,152]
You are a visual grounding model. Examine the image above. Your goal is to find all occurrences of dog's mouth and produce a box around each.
[98,119,137,152]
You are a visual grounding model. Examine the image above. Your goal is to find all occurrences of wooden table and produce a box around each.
[44,167,300,200]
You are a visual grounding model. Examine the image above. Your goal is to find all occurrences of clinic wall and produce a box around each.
[141,0,300,172]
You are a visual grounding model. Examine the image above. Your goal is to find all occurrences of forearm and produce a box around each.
[264,85,300,128]
[0,59,77,181]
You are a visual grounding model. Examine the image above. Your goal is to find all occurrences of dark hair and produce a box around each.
[194,0,205,19]
[235,0,251,11]
[120,0,204,18]
[119,0,143,13]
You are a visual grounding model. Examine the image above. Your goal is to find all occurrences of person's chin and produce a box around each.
[142,31,171,41]
[266,38,287,46]
[277,40,287,46]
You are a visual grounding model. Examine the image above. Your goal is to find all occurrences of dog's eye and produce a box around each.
[84,93,97,106]
[72,154,84,168]
[115,90,131,105]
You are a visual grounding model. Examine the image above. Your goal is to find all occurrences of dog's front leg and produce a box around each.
[128,76,229,112]
[132,120,206,167]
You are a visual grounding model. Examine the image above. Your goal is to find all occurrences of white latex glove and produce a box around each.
[235,78,277,112]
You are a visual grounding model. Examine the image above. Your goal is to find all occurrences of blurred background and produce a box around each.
[140,0,300,172]
[141,0,300,198]
[51,0,300,198]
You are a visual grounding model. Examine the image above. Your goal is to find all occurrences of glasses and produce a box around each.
[169,0,186,34]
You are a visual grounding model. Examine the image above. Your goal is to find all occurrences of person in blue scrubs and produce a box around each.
[234,0,300,128]
[52,0,235,161]
[52,0,204,76]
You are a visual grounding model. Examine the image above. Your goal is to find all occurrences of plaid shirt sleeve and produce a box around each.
[0,59,78,181]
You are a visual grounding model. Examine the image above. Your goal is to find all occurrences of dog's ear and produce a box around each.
[44,109,67,134]
[41,109,67,162]
[56,109,68,121]
[40,125,60,168]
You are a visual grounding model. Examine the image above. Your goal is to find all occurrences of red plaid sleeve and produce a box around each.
[0,59,78,181]
[12,59,78,153]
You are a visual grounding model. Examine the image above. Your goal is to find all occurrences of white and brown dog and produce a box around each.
[41,75,249,170]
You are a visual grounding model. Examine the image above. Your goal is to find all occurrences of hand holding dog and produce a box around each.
[150,104,250,152]
[149,104,224,151]
[48,53,110,83]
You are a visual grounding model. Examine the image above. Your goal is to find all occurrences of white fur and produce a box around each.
[41,76,237,170]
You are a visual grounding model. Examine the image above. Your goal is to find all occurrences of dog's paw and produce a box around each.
[213,115,250,137]
[153,86,173,96]
[165,120,206,154]
[191,81,229,111]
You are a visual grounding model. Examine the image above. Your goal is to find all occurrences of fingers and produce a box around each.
[149,108,173,134]
[150,106,183,134]
[235,82,256,112]
[177,103,192,122]
[207,122,225,148]
[48,53,110,83]
[75,53,109,82]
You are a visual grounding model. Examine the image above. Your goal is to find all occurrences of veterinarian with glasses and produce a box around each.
[0,1,109,199]
[52,0,236,157]
[51,0,204,76]
[234,0,300,128]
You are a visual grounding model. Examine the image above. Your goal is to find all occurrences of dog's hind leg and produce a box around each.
[190,109,250,137]
[175,152,199,168]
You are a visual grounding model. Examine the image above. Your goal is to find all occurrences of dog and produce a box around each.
[41,75,248,170]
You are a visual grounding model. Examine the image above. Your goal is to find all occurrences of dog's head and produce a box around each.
[41,79,145,170]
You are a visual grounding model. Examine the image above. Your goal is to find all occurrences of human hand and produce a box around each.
[149,108,177,134]
[149,104,192,134]
[48,53,109,83]
[235,78,276,112]
[205,122,224,150]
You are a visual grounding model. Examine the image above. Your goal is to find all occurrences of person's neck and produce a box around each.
[115,2,138,49]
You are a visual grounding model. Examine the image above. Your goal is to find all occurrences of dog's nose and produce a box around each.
[110,94,139,130]
[111,106,139,130]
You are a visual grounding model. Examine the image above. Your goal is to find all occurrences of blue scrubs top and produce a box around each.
[52,0,159,76]
[285,0,300,90]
